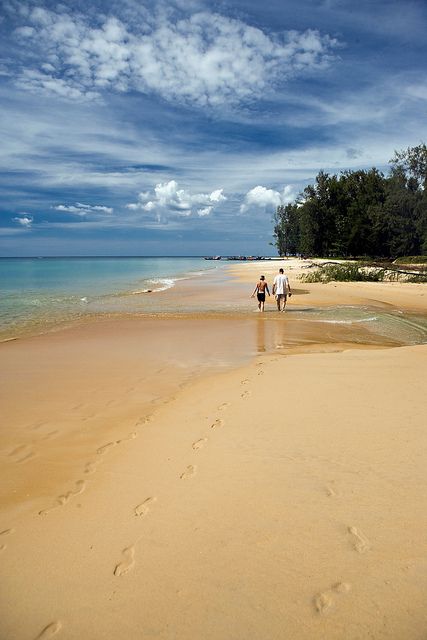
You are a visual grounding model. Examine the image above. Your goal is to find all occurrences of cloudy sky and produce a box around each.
[1,0,426,256]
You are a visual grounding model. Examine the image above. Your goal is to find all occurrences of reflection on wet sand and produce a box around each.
[251,312,404,357]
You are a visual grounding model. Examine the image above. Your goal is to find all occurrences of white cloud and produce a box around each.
[197,207,212,217]
[126,180,226,222]
[10,7,339,107]
[13,215,33,227]
[240,185,296,213]
[53,202,113,216]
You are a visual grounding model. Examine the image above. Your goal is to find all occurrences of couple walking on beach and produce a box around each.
[251,268,292,312]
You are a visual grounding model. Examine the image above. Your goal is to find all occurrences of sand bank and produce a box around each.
[227,258,427,312]
[1,266,427,639]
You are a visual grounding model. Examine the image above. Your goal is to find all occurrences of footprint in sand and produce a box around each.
[210,418,223,429]
[325,483,337,497]
[116,432,137,444]
[114,546,135,576]
[84,461,99,475]
[134,497,157,517]
[8,444,36,464]
[59,479,86,501]
[192,438,208,450]
[96,442,116,455]
[81,412,96,422]
[135,414,153,426]
[38,430,59,442]
[217,403,230,411]
[348,526,371,553]
[240,379,250,385]
[0,528,15,552]
[240,390,251,399]
[314,582,351,615]
[39,480,86,515]
[27,420,48,431]
[180,465,197,480]
[257,370,264,376]
[314,591,333,614]
[34,621,62,639]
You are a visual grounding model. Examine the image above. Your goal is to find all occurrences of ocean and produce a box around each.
[0,256,219,339]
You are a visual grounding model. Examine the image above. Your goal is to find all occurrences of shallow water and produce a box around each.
[290,306,427,346]
[0,256,219,338]
[1,257,427,348]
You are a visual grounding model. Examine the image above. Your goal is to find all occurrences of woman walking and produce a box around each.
[251,275,270,312]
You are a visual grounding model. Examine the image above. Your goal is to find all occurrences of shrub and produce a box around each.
[393,256,427,264]
[301,263,387,283]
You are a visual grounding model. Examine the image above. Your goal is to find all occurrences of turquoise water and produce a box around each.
[0,257,218,338]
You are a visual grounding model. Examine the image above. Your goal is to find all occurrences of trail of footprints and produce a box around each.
[38,420,144,516]
[2,414,157,637]
[311,494,371,613]
[39,480,86,516]
[7,371,371,631]
[4,421,62,468]
[8,444,36,464]
[113,392,237,579]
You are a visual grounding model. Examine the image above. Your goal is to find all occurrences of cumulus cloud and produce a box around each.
[126,180,226,222]
[9,6,339,107]
[13,214,33,227]
[53,202,113,216]
[240,185,296,213]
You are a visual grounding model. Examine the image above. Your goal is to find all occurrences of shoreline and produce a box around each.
[2,257,427,343]
[1,261,427,639]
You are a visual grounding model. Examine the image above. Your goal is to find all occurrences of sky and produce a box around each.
[0,0,426,256]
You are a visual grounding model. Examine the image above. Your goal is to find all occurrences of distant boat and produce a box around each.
[204,256,222,260]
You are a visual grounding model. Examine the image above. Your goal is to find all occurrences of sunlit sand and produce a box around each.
[1,261,426,639]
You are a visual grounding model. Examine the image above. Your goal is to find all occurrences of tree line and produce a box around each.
[273,144,427,258]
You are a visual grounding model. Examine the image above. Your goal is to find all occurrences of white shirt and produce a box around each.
[273,274,289,295]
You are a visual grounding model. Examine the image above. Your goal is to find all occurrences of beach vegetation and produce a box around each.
[300,263,387,283]
[393,256,427,264]
[300,262,427,283]
[274,144,427,259]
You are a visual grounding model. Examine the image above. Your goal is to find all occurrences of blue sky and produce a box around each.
[0,0,426,256]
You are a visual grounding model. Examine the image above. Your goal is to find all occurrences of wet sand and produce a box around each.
[1,261,426,639]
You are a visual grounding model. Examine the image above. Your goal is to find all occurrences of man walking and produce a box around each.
[272,268,292,312]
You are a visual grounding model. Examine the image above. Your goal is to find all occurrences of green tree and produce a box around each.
[272,144,426,258]
[390,142,427,189]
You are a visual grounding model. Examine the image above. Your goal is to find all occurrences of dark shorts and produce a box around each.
[257,293,265,302]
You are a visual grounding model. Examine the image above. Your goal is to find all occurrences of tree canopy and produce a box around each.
[273,144,427,258]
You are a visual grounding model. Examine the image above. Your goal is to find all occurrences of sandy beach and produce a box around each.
[1,260,427,640]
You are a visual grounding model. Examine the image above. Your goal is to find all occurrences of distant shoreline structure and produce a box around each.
[204,255,281,261]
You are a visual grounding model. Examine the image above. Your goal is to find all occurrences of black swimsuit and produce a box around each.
[257,292,265,302]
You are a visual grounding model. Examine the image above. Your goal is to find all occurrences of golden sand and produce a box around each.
[1,262,426,639]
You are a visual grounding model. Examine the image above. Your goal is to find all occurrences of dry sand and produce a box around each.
[1,262,427,639]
